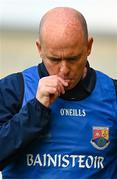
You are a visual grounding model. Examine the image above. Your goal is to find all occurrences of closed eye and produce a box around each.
[66,54,82,61]
[48,57,61,64]
[46,54,82,63]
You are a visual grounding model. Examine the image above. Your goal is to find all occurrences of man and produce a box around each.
[0,7,117,179]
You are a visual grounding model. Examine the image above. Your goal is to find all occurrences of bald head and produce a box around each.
[39,7,88,45]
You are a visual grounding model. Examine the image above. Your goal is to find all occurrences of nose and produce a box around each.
[59,60,70,77]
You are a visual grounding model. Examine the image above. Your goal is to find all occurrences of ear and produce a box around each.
[87,37,93,56]
[36,39,41,53]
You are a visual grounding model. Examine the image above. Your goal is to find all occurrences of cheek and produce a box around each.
[72,64,82,74]
[72,62,86,78]
[45,62,60,75]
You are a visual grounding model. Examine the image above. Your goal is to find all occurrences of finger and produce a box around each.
[57,82,65,95]
[57,77,69,87]
[46,86,59,96]
[46,80,65,95]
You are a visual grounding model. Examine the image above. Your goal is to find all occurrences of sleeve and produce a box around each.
[0,73,51,170]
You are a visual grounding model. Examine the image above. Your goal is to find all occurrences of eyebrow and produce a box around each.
[46,54,82,60]
[46,56,61,60]
[65,54,82,60]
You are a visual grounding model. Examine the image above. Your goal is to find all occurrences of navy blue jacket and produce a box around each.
[0,63,117,177]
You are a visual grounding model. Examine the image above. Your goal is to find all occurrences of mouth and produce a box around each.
[64,78,73,82]
[64,79,73,86]
[65,80,74,89]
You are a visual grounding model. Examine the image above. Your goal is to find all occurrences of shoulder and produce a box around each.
[22,65,39,80]
[0,72,24,111]
[0,72,24,95]
[0,72,23,88]
[22,65,39,87]
[113,79,117,95]
[22,66,39,90]
[95,70,117,97]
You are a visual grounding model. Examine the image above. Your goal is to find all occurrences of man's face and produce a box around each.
[37,33,93,90]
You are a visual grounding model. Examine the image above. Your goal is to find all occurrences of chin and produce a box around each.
[65,84,75,91]
[66,80,80,90]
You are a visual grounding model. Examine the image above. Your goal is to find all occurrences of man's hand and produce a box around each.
[36,75,69,107]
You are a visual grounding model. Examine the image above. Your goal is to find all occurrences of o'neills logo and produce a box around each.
[60,108,86,117]
[26,154,104,169]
